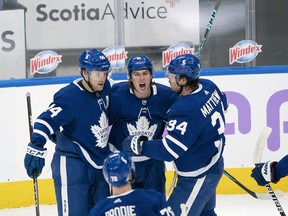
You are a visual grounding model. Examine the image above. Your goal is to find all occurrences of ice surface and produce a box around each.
[0,193,288,216]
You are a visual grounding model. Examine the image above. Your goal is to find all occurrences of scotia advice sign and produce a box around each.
[18,0,199,50]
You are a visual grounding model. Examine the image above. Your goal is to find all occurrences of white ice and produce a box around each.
[0,193,287,216]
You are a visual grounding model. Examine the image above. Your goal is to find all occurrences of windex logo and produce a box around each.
[102,46,128,69]
[30,50,62,75]
[229,40,262,64]
[162,43,194,68]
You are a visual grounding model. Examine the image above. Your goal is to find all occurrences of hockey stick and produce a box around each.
[26,92,41,216]
[196,0,223,57]
[166,0,223,201]
[223,170,283,200]
[166,171,178,199]
[253,126,286,216]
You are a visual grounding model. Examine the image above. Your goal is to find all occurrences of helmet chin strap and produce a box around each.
[176,80,198,96]
[129,169,136,184]
[176,78,184,95]
[81,73,100,96]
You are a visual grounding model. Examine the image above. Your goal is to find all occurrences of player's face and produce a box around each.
[166,71,181,92]
[130,69,152,98]
[88,70,108,91]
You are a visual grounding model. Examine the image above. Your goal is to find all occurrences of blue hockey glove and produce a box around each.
[251,161,279,186]
[122,135,148,156]
[24,143,47,178]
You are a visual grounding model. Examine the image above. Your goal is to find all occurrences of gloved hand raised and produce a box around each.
[251,161,279,186]
[122,135,148,156]
[24,143,47,178]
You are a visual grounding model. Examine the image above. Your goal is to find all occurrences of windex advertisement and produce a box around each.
[18,0,200,50]
[30,50,62,75]
[162,43,195,68]
[229,40,262,64]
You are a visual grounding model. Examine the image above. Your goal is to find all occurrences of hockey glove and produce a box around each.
[251,161,279,186]
[122,135,148,156]
[24,143,47,178]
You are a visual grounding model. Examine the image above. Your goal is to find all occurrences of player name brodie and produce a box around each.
[105,205,136,216]
[200,90,221,118]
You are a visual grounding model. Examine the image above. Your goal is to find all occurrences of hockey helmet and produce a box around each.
[79,49,111,72]
[167,54,201,81]
[127,55,153,78]
[103,151,135,187]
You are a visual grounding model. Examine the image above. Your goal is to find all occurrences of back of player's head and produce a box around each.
[167,54,201,82]
[103,151,135,187]
[127,55,153,78]
[79,49,111,72]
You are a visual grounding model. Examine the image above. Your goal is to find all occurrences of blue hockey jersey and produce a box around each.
[109,82,178,160]
[142,79,228,177]
[275,155,288,179]
[32,78,112,170]
[89,189,175,216]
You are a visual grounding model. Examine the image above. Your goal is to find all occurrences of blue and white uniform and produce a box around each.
[141,79,228,215]
[32,78,111,215]
[109,81,178,195]
[272,155,288,180]
[89,189,175,216]
[251,154,288,186]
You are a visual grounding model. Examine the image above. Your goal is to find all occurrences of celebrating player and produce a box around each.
[108,55,178,196]
[122,54,228,216]
[24,49,112,216]
[251,155,288,186]
[89,151,175,216]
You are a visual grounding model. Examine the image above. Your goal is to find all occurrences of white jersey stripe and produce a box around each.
[73,141,102,169]
[174,138,224,177]
[163,138,179,159]
[151,84,157,95]
[33,129,49,142]
[60,156,69,216]
[34,119,54,135]
[180,175,206,216]
[166,135,188,151]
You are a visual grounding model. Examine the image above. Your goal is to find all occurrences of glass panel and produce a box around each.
[0,0,287,80]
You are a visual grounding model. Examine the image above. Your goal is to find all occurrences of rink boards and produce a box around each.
[0,65,288,208]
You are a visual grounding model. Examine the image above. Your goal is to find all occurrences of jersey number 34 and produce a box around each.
[166,111,225,135]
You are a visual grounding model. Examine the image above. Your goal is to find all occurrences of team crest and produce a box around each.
[91,112,109,148]
[127,116,157,139]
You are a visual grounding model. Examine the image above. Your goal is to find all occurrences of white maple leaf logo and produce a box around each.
[127,116,157,139]
[91,112,109,148]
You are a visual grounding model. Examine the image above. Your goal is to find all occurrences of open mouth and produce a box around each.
[96,83,104,88]
[139,83,146,89]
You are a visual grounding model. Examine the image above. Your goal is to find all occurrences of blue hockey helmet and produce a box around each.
[167,54,201,81]
[127,55,153,78]
[103,151,135,187]
[79,49,111,72]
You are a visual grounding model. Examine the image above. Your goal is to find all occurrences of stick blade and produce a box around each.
[253,126,272,164]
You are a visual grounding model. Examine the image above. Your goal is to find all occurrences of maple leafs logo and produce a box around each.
[127,116,157,139]
[91,112,109,148]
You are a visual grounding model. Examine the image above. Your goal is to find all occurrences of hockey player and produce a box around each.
[251,155,288,186]
[122,54,228,216]
[24,49,112,216]
[89,151,175,216]
[108,55,178,196]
